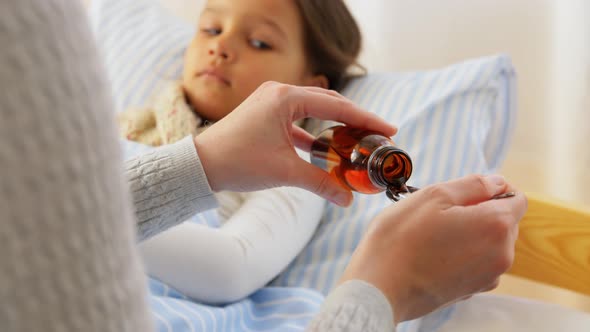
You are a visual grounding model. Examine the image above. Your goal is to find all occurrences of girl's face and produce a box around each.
[182,0,327,121]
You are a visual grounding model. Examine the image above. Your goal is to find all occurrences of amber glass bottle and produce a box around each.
[310,125,413,197]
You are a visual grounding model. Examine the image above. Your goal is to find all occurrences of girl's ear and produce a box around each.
[308,74,329,89]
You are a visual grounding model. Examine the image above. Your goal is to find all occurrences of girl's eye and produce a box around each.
[201,28,221,36]
[250,39,272,50]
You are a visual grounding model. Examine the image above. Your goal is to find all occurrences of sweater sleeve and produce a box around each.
[307,280,396,332]
[126,136,218,241]
[0,0,153,331]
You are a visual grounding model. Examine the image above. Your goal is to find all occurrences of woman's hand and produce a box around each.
[194,81,397,206]
[339,174,528,323]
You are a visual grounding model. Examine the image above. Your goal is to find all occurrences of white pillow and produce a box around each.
[90,0,516,294]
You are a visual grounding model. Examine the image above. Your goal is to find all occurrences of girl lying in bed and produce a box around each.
[117,0,363,304]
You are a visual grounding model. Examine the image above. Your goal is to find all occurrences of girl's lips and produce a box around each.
[198,68,231,86]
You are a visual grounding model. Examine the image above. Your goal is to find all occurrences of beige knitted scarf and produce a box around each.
[117,82,207,146]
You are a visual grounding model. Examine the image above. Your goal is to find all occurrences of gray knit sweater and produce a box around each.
[0,0,395,331]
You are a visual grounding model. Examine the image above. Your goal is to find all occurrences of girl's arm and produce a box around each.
[138,184,324,304]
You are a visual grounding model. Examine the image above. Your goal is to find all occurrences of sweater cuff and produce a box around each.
[131,136,218,241]
[170,136,218,210]
[313,280,395,331]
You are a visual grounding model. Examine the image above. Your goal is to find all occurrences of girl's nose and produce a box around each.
[208,48,229,60]
[208,39,234,62]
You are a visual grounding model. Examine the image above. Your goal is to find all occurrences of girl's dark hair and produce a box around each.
[294,0,364,91]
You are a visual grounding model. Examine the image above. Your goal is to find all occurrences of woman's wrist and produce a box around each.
[193,133,222,192]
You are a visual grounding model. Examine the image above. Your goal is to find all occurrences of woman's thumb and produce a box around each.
[291,159,353,206]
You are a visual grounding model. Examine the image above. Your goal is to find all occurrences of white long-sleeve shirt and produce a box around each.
[0,0,395,331]
[138,162,325,304]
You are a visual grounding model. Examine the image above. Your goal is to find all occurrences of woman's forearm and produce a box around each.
[0,0,153,330]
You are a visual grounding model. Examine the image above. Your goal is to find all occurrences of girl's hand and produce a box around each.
[339,174,528,323]
[194,81,397,206]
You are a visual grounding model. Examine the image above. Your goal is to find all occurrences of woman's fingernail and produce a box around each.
[486,174,506,186]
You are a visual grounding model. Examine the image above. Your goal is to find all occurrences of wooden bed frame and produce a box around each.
[509,193,590,297]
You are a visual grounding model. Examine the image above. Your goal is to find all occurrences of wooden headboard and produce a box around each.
[509,193,590,297]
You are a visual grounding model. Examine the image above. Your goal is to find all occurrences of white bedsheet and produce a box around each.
[404,294,590,332]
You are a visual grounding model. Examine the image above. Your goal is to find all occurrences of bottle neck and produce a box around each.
[367,146,412,189]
